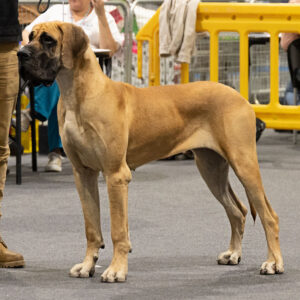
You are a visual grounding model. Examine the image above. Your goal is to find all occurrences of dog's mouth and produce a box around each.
[41,79,55,87]
[38,78,55,87]
[19,66,55,87]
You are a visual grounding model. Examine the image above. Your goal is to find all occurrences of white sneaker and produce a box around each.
[11,110,32,132]
[45,152,62,172]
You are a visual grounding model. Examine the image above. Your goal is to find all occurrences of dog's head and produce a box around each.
[18,21,89,86]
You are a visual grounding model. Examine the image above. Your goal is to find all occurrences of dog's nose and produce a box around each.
[17,47,32,61]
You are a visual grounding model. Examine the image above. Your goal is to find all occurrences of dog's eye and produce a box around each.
[40,33,56,47]
[29,32,34,42]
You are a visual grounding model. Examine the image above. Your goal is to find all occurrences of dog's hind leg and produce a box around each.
[227,147,284,275]
[193,148,248,265]
[101,163,132,283]
[69,167,104,278]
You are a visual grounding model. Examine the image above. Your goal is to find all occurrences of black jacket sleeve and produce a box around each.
[0,0,21,42]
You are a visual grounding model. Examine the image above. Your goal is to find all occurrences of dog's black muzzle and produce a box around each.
[18,46,58,87]
[17,46,32,62]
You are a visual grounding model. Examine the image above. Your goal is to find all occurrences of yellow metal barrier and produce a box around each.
[136,3,300,130]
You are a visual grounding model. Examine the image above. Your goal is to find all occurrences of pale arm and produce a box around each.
[280,0,300,51]
[91,0,119,56]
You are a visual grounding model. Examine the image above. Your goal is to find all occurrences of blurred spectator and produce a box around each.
[21,0,123,172]
[0,0,25,268]
[280,0,300,105]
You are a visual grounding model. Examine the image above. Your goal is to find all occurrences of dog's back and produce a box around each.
[121,81,254,167]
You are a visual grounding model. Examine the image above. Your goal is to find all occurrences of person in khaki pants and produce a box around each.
[0,0,25,268]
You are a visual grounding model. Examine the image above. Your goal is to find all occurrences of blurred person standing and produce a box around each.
[0,0,25,267]
[21,0,123,172]
[281,0,300,105]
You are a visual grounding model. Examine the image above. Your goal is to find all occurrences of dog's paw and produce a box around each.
[217,250,241,265]
[69,263,95,278]
[100,265,127,283]
[260,261,284,275]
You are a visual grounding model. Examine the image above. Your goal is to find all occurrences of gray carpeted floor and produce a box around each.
[1,129,300,299]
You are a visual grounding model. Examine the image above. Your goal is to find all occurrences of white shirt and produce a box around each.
[25,4,124,50]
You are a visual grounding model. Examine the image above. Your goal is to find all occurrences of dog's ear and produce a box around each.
[58,23,89,69]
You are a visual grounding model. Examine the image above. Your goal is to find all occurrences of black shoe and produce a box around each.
[8,136,24,156]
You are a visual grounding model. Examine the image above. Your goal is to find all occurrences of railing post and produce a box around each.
[240,31,249,99]
[105,0,132,84]
[269,31,279,108]
[210,31,219,82]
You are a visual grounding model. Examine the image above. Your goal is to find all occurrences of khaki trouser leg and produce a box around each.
[0,43,19,218]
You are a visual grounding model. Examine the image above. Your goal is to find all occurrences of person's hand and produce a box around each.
[91,0,106,17]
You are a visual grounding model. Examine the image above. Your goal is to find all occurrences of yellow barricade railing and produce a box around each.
[136,3,300,130]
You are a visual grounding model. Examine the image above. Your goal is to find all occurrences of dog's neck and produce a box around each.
[56,47,108,111]
[56,68,75,109]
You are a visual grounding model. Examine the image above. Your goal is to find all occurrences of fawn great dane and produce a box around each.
[18,22,283,282]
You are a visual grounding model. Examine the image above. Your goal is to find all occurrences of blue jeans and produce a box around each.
[33,82,62,152]
[284,81,300,106]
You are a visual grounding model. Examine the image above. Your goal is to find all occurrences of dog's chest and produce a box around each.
[62,113,104,170]
[63,120,85,147]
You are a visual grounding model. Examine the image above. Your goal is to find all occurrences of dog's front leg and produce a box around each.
[69,167,105,278]
[101,165,132,283]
